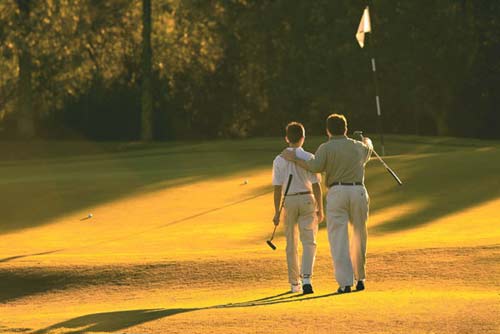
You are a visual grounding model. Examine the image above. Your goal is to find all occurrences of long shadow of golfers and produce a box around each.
[35,290,357,334]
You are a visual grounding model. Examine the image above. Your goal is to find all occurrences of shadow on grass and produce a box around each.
[314,148,500,236]
[33,309,194,334]
[0,134,445,237]
[34,290,353,334]
[0,144,276,235]
[365,149,500,234]
[0,185,275,264]
[0,250,62,263]
[0,268,73,304]
[0,325,31,333]
[3,137,498,239]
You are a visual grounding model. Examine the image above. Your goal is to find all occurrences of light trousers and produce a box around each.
[326,185,369,287]
[283,194,318,285]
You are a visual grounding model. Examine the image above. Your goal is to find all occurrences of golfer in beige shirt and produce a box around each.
[272,122,323,295]
[282,114,373,294]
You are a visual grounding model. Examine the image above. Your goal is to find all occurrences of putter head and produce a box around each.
[353,131,364,140]
[266,240,277,250]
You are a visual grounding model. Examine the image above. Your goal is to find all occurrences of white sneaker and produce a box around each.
[291,283,302,293]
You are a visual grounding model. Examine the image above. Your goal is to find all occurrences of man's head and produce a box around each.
[285,122,305,147]
[326,114,347,137]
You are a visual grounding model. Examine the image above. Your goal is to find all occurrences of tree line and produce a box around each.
[0,0,499,140]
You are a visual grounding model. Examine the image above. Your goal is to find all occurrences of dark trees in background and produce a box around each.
[141,0,153,141]
[15,0,35,139]
[0,0,498,140]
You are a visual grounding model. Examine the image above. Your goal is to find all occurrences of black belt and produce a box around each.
[329,182,363,187]
[286,191,312,196]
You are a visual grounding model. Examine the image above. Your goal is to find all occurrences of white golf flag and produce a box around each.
[356,6,371,48]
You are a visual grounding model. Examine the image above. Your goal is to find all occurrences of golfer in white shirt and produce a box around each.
[272,122,324,294]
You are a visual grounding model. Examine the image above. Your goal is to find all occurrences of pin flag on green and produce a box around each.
[355,5,386,155]
[356,6,371,48]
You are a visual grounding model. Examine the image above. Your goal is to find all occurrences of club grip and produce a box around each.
[386,167,403,186]
[283,174,293,196]
[278,174,293,216]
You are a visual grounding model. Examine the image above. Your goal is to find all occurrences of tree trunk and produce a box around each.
[435,112,449,136]
[16,0,35,139]
[141,0,153,141]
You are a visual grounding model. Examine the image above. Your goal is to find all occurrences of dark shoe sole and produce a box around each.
[302,284,314,295]
[356,281,365,291]
[337,286,352,294]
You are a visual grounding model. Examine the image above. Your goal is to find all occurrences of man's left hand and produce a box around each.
[281,149,296,161]
[316,210,324,224]
[363,137,374,150]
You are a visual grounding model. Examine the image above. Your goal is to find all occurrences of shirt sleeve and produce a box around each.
[304,143,327,173]
[305,153,321,184]
[309,171,321,184]
[272,158,284,186]
[362,138,373,163]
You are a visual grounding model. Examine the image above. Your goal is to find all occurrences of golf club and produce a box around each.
[267,173,293,250]
[353,131,403,186]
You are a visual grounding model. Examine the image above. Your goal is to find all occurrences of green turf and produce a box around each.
[1,135,499,234]
[1,135,499,334]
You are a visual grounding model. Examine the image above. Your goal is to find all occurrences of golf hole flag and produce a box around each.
[356,6,371,48]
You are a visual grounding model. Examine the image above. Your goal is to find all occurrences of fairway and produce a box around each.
[0,136,499,334]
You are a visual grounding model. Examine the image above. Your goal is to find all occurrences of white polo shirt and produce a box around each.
[272,147,321,194]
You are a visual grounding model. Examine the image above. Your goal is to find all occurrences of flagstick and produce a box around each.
[368,53,385,156]
[364,4,386,156]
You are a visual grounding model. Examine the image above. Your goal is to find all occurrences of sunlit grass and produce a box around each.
[0,135,499,333]
[1,135,499,263]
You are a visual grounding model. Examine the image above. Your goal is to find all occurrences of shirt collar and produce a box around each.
[330,135,347,140]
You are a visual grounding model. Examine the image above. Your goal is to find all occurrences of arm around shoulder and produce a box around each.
[305,144,327,173]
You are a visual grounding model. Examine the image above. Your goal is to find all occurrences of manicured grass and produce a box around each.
[0,135,499,333]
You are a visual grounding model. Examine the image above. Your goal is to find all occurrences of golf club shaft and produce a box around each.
[269,224,277,240]
[371,148,403,186]
[278,174,293,215]
[355,131,403,186]
[270,174,293,241]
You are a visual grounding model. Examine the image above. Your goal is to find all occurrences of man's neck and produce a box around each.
[329,134,347,140]
[288,143,302,148]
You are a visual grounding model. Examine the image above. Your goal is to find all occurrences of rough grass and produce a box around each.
[0,135,499,333]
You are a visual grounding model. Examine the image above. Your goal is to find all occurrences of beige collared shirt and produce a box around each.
[305,135,372,187]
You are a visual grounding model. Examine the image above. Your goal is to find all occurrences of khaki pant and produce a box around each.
[283,194,318,285]
[326,186,369,287]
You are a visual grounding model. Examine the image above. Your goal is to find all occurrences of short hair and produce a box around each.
[327,114,347,135]
[285,122,305,144]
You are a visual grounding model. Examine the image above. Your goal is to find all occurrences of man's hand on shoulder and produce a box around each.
[281,148,296,161]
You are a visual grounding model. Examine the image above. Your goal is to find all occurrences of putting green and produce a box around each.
[0,136,499,333]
